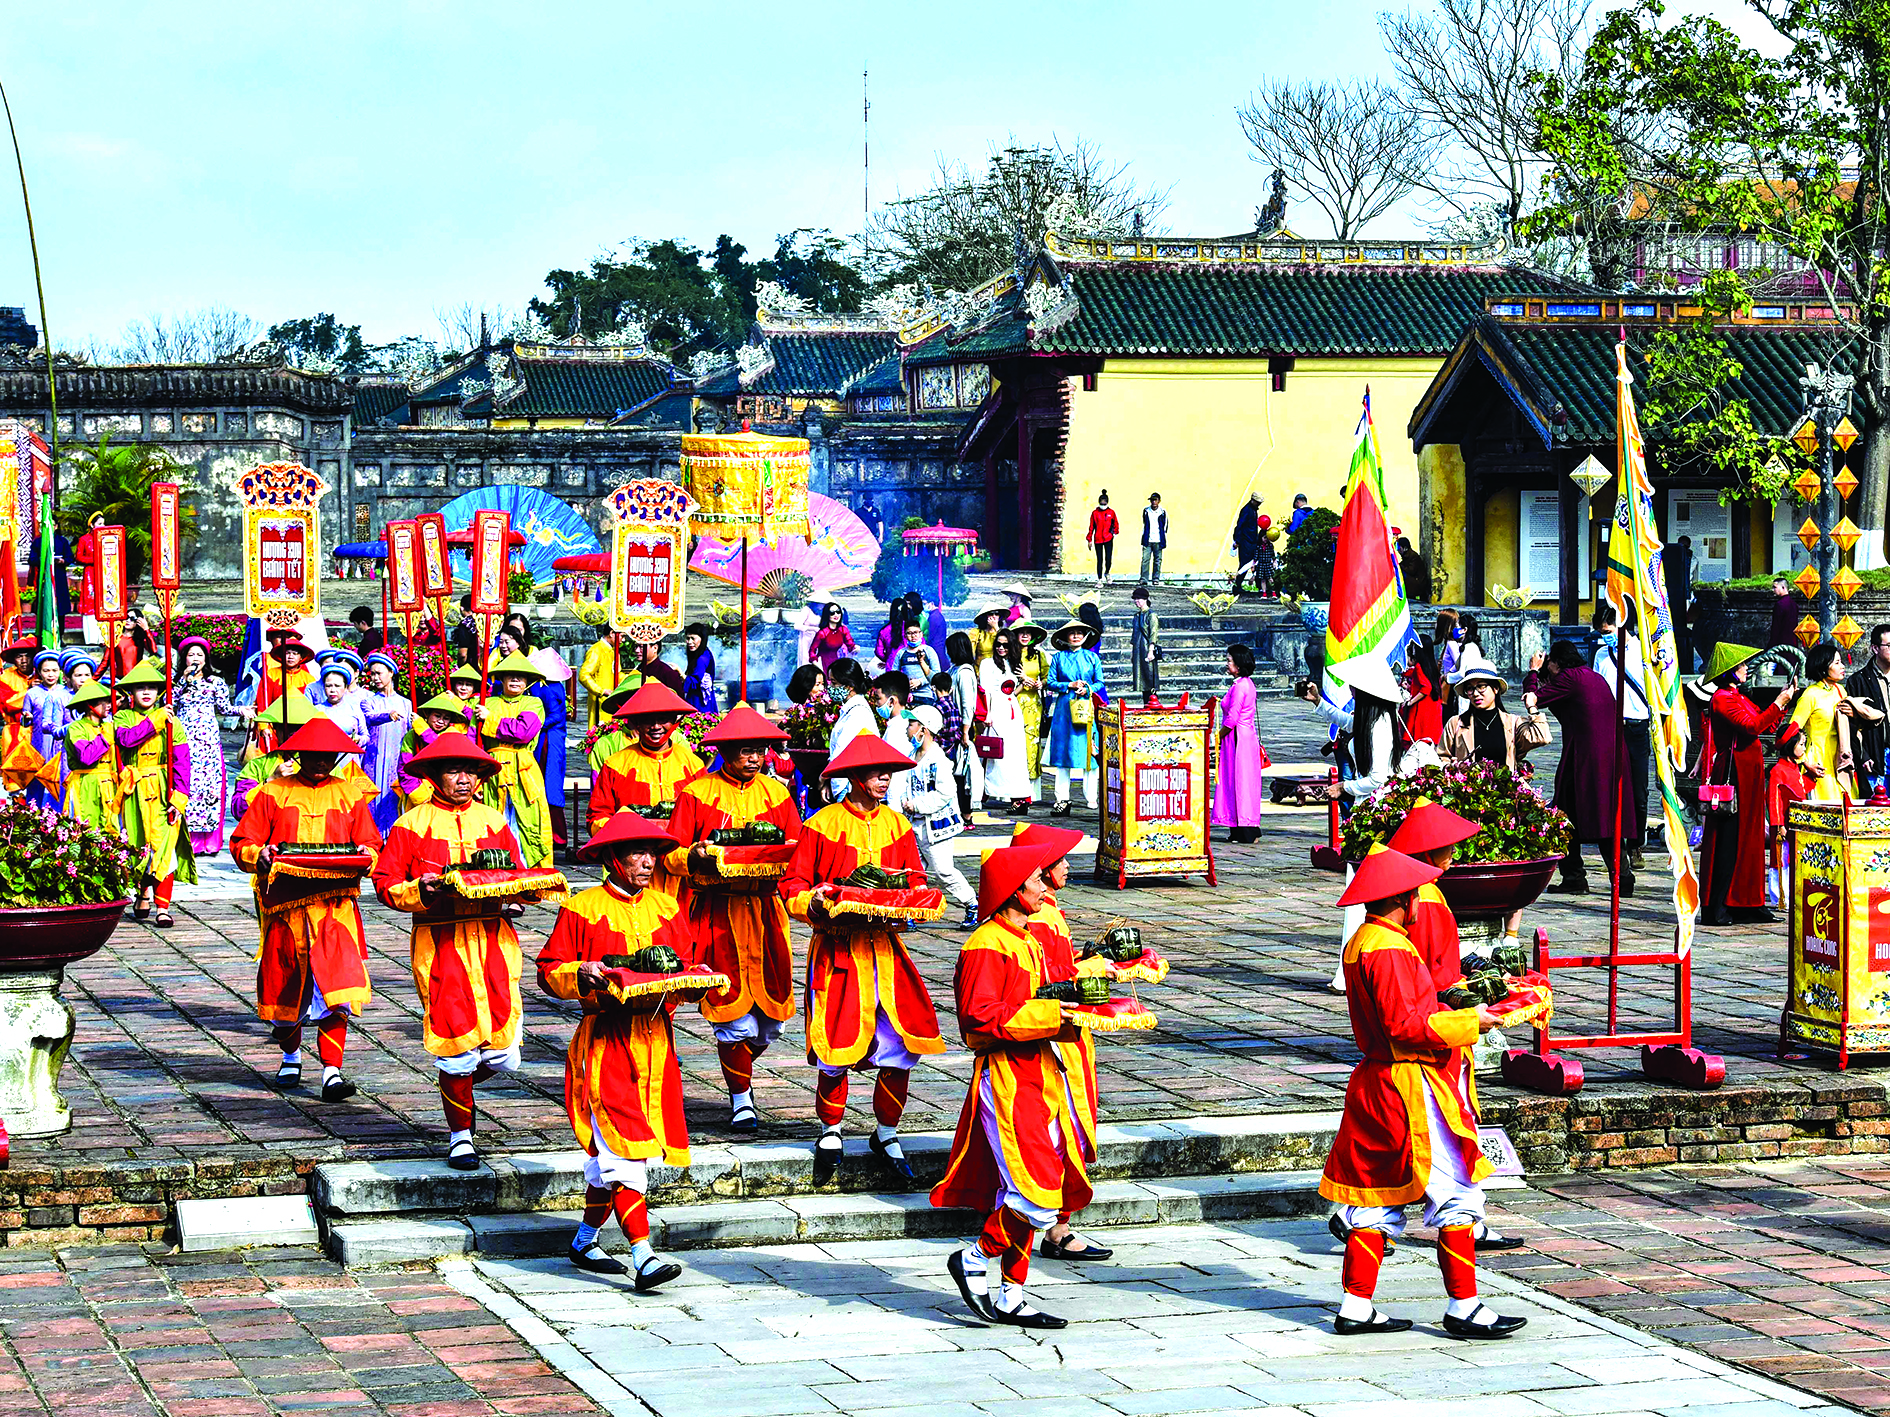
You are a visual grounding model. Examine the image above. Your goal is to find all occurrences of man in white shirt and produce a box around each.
[1592,602,1651,869]
[894,705,977,930]
[1140,493,1168,584]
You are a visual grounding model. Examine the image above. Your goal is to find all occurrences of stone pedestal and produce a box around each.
[1459,917,1510,1071]
[0,969,77,1138]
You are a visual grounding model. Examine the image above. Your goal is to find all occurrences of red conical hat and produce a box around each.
[820,733,914,778]
[1336,843,1442,908]
[276,715,367,756]
[585,809,678,859]
[702,703,788,746]
[977,840,1061,921]
[1009,822,1084,860]
[268,635,312,663]
[404,730,501,780]
[613,681,695,720]
[1384,797,1479,856]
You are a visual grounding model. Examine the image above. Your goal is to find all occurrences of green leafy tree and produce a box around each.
[267,314,369,373]
[871,517,970,605]
[56,436,196,582]
[1530,0,1890,554]
[1276,507,1340,599]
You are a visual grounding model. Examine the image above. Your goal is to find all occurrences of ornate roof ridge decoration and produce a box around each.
[899,271,1020,348]
[1043,230,1511,267]
[512,339,668,365]
[755,309,904,334]
[1483,292,1856,326]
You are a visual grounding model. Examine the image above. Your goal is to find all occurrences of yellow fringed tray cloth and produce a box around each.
[1066,998,1158,1033]
[694,842,796,893]
[1106,948,1170,985]
[437,866,570,905]
[818,885,947,928]
[1487,974,1553,1030]
[599,964,730,1006]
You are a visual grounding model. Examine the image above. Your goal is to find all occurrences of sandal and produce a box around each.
[274,1059,302,1090]
[133,896,151,921]
[153,911,174,929]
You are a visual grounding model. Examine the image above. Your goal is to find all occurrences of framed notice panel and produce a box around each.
[1518,491,1590,601]
[604,478,697,642]
[1785,800,1890,1064]
[1095,701,1216,888]
[237,462,325,620]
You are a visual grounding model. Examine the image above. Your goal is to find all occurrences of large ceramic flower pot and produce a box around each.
[0,898,126,1137]
[787,748,830,786]
[1436,858,1560,922]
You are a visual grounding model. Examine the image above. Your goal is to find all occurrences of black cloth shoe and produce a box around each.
[1545,877,1590,895]
[948,1248,994,1322]
[446,1139,480,1172]
[1039,1231,1113,1262]
[569,1243,627,1275]
[634,1256,682,1293]
[321,1076,358,1103]
[1327,1213,1350,1244]
[1443,1306,1528,1339]
[274,1060,302,1091]
[1335,1311,1414,1335]
[988,1300,1067,1329]
[1476,1231,1526,1252]
[729,1101,758,1133]
[869,1133,915,1188]
[813,1134,842,1186]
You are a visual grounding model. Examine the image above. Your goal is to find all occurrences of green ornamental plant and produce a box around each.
[57,436,196,582]
[1340,760,1571,865]
[0,796,141,907]
[1276,507,1340,600]
[780,693,841,749]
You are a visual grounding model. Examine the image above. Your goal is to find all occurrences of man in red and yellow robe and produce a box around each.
[782,734,943,1187]
[372,732,527,1172]
[665,704,801,1131]
[933,838,1088,1330]
[536,811,691,1292]
[1320,845,1522,1340]
[587,681,703,901]
[230,716,383,1101]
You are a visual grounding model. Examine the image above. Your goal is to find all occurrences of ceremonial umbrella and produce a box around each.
[901,522,978,605]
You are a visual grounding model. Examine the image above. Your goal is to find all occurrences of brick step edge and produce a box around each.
[323,1171,1328,1266]
[307,1112,1344,1222]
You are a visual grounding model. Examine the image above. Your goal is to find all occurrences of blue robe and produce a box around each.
[1047,647,1107,772]
[531,679,568,809]
[683,647,719,715]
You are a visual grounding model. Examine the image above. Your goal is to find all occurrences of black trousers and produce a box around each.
[1094,541,1113,578]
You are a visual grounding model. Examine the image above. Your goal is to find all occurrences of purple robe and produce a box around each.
[1211,675,1266,828]
[1524,664,1630,842]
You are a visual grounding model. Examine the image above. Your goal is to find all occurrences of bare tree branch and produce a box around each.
[1235,79,1439,239]
[102,306,261,364]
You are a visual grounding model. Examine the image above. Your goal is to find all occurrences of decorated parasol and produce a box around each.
[680,430,811,696]
[901,522,978,606]
[689,492,878,595]
[438,486,600,585]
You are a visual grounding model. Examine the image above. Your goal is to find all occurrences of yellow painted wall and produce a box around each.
[1057,357,1444,577]
[1419,443,1465,603]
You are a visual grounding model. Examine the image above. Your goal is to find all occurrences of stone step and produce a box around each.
[308,1111,1340,1222]
[323,1170,1328,1266]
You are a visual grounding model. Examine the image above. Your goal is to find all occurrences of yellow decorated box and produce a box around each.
[1786,799,1890,1063]
[1095,702,1216,888]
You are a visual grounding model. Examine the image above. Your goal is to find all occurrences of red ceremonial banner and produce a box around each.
[469,509,510,616]
[386,520,422,613]
[150,483,182,592]
[95,525,129,621]
[415,511,452,599]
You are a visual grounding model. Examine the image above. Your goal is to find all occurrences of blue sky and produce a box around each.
[0,1,1763,351]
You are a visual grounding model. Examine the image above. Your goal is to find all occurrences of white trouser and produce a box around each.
[920,837,975,907]
[1337,1075,1486,1236]
[584,1111,650,1191]
[978,1071,1060,1227]
[436,1039,523,1076]
[961,744,984,808]
[817,1005,920,1076]
[1053,767,1097,806]
[712,1010,786,1047]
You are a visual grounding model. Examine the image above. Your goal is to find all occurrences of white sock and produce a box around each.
[630,1238,655,1268]
[874,1123,899,1146]
[958,1245,987,1278]
[995,1280,1030,1313]
[1338,1292,1377,1321]
[730,1089,754,1113]
[574,1221,600,1248]
[1446,1295,1483,1321]
[817,1126,842,1150]
[280,1049,301,1066]
[448,1128,472,1148]
[322,1065,342,1086]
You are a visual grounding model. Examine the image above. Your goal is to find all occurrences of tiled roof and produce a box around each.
[845,350,905,396]
[743,330,899,395]
[498,356,677,418]
[905,262,1587,364]
[352,383,410,426]
[1413,314,1860,447]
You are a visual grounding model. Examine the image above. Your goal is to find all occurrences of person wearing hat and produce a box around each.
[591,655,694,770]
[255,633,316,716]
[0,636,36,698]
[113,660,195,927]
[357,653,412,830]
[1231,491,1263,595]
[309,647,366,704]
[931,836,1092,1329]
[783,734,946,1186]
[535,810,693,1289]
[233,693,329,820]
[395,693,471,810]
[373,731,530,1171]
[447,662,482,705]
[1129,586,1160,703]
[1787,641,1866,805]
[315,661,371,750]
[0,669,55,803]
[229,715,384,1101]
[664,705,804,1131]
[1013,620,1049,796]
[1439,650,1550,773]
[474,650,554,869]
[1524,642,1636,897]
[23,649,70,768]
[970,603,1008,666]
[587,683,705,893]
[1701,642,1798,926]
[1001,582,1034,626]
[1045,620,1107,817]
[60,681,120,830]
[892,703,978,931]
[61,649,96,696]
[1009,822,1113,1264]
[1767,721,1814,909]
[171,636,242,857]
[577,623,626,730]
[1320,845,1523,1340]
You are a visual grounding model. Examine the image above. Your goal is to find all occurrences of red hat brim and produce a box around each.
[268,637,311,662]
[404,730,501,779]
[1009,823,1084,860]
[820,734,915,778]
[1385,801,1479,856]
[1336,845,1442,908]
[613,682,696,720]
[701,703,788,747]
[977,840,1061,921]
[584,809,678,860]
[276,715,366,756]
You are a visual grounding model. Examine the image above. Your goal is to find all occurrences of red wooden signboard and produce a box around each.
[386,520,422,614]
[95,525,128,621]
[469,510,511,616]
[150,483,182,592]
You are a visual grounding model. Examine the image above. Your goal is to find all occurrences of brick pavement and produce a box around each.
[0,1240,607,1415]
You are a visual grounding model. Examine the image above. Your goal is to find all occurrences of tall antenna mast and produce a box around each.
[862,66,870,226]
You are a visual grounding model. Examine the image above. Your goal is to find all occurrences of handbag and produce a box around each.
[1698,725,1736,815]
[1069,694,1094,728]
[910,786,966,845]
[975,733,1005,760]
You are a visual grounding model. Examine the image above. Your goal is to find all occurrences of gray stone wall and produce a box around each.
[819,417,982,530]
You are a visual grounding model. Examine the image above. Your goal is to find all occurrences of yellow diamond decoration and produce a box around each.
[1796,614,1822,648]
[1798,518,1824,552]
[1832,517,1863,553]
[1834,566,1864,601]
[1793,563,1823,598]
[1834,415,1861,453]
[1793,416,1821,455]
[1793,467,1823,502]
[1836,615,1865,650]
[1836,465,1861,501]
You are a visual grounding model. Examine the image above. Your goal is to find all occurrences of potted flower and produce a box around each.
[780,693,841,785]
[1340,760,1571,920]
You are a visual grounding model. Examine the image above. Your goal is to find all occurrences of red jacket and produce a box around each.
[1087,508,1119,544]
